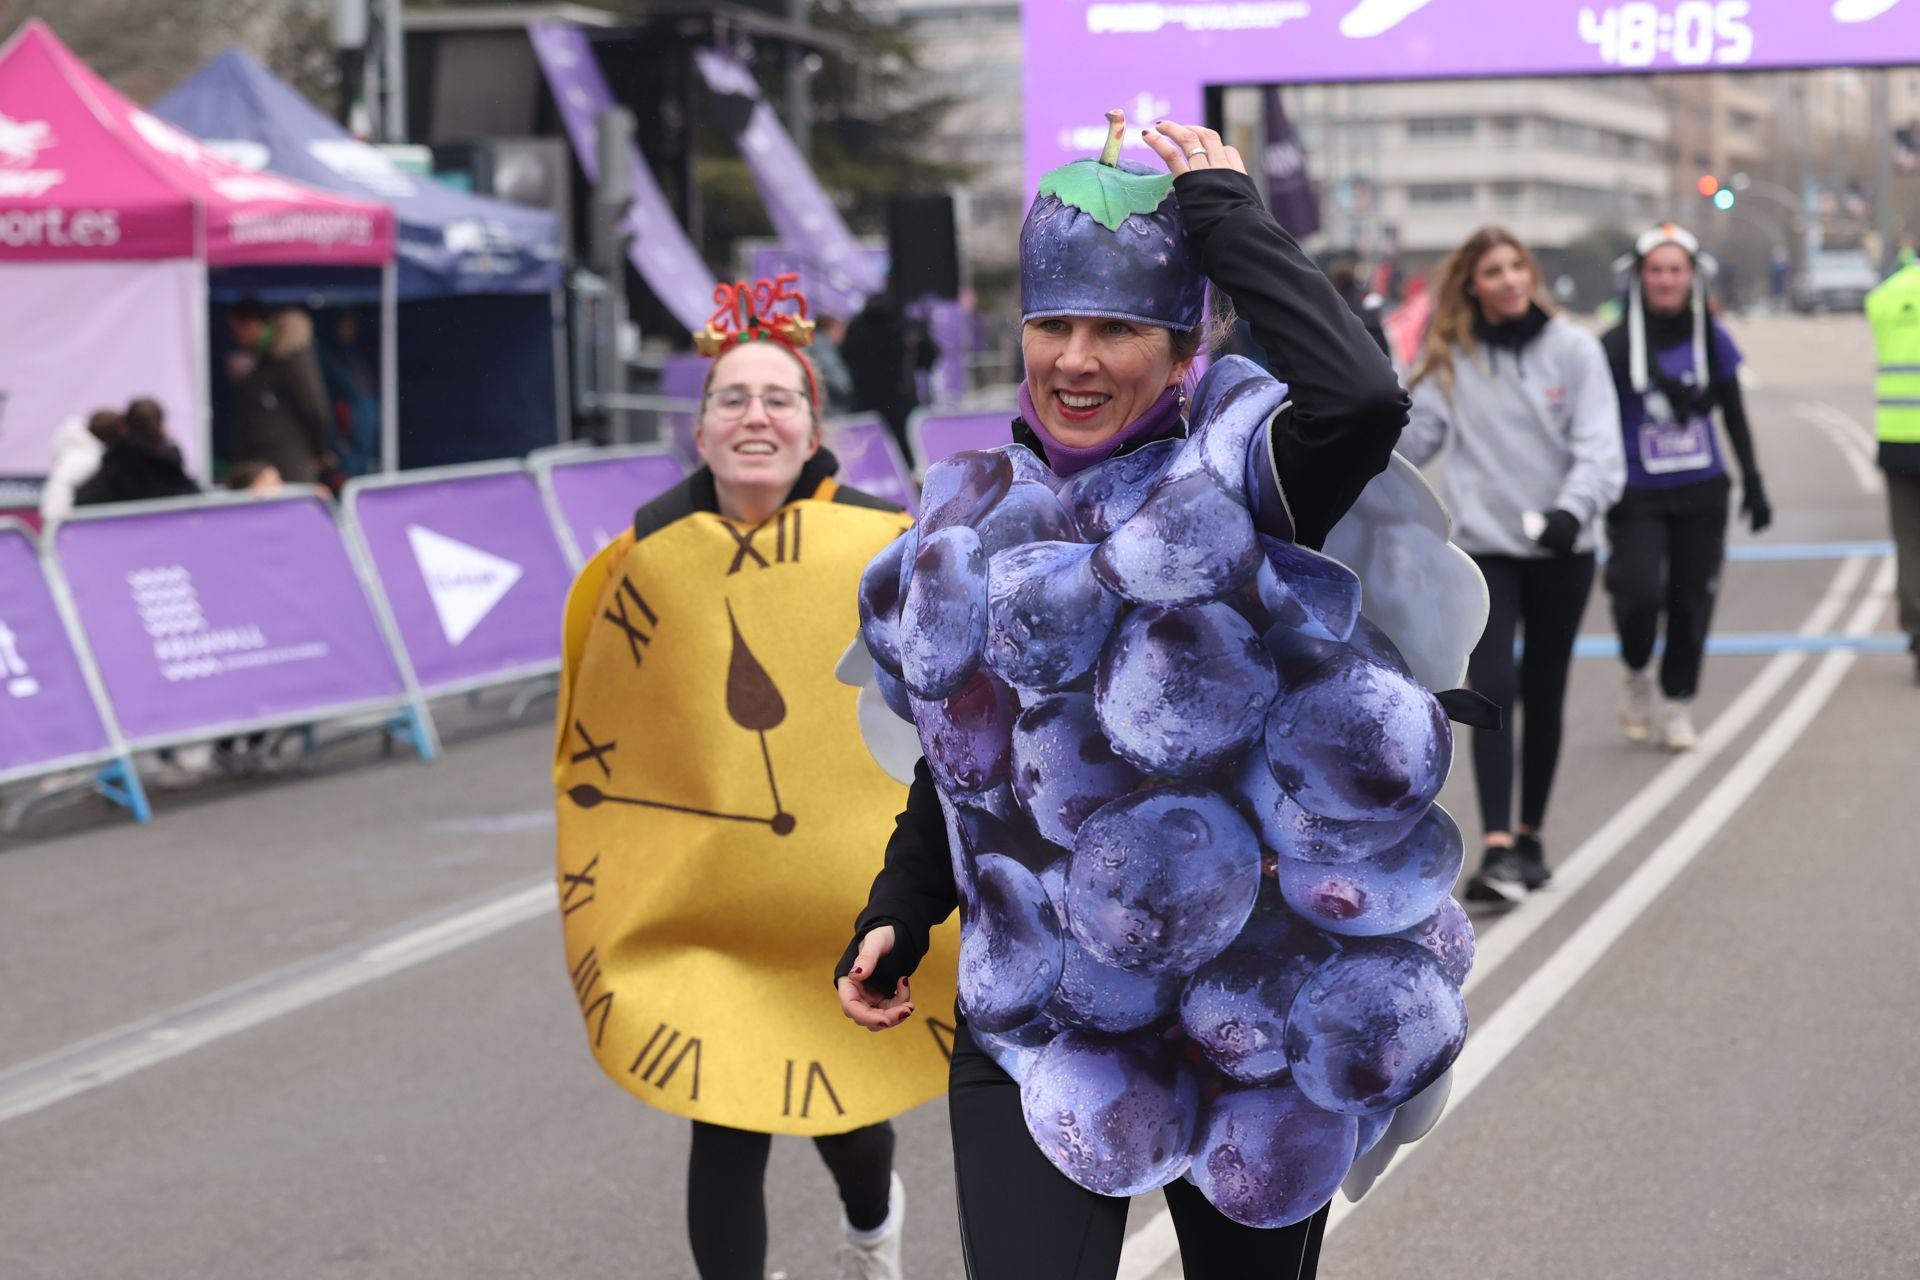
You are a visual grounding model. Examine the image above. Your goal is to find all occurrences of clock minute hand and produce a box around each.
[567,783,779,828]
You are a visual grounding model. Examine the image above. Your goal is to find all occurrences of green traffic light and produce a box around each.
[1713,189,1736,211]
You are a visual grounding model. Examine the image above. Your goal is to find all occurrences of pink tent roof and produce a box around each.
[0,21,394,266]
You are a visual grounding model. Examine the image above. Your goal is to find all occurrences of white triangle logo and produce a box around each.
[406,524,524,646]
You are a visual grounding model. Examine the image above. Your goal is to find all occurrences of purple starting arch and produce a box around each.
[1024,1,1920,191]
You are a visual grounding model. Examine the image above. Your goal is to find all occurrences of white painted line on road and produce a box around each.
[0,878,555,1126]
[1795,403,1883,494]
[1324,558,1894,1238]
[1116,554,1870,1280]
[426,809,555,834]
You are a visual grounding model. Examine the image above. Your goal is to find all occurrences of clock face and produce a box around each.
[553,496,959,1135]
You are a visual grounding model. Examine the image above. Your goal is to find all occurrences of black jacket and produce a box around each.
[836,167,1409,998]
[73,440,201,508]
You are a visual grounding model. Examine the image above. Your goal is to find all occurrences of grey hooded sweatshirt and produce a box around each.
[1401,313,1626,559]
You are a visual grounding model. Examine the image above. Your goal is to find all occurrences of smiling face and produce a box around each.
[1021,316,1193,449]
[1640,244,1695,315]
[1469,243,1537,324]
[695,343,820,516]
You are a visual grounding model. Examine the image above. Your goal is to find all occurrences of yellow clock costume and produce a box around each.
[554,470,958,1136]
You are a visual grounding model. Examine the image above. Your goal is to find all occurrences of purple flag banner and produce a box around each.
[345,466,574,695]
[907,409,1016,473]
[1023,1,1920,194]
[749,245,890,324]
[537,447,689,567]
[1263,87,1321,240]
[0,520,114,780]
[52,496,412,746]
[529,22,717,331]
[828,417,919,516]
[693,49,886,319]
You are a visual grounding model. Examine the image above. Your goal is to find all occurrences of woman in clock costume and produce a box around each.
[836,114,1490,1278]
[554,278,957,1280]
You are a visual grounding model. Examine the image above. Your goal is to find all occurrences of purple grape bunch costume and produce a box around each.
[838,153,1491,1229]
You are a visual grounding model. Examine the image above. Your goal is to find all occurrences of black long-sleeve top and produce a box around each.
[834,168,1409,998]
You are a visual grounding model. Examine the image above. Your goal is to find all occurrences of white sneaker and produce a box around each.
[1619,670,1655,743]
[1659,700,1698,752]
[836,1172,904,1280]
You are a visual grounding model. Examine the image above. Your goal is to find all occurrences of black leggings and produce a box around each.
[1605,477,1731,701]
[686,1119,895,1280]
[1466,553,1597,837]
[948,1023,1328,1279]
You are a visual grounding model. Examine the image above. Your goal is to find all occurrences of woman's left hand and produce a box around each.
[1141,119,1248,178]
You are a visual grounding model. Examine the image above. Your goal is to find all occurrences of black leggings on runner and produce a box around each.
[1466,553,1598,836]
[1605,476,1732,701]
[686,1119,895,1280]
[948,1022,1328,1279]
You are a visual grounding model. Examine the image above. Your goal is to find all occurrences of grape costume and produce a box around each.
[838,147,1490,1250]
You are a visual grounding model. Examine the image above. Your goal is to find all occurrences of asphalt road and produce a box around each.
[2,314,1913,1280]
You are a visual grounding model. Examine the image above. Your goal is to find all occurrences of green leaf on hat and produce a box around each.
[1038,160,1175,233]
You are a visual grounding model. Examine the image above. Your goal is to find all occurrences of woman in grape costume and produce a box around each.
[836,114,1488,1278]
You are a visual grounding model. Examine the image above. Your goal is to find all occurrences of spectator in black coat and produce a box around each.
[74,398,200,507]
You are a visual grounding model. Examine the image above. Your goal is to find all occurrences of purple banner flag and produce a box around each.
[52,497,409,746]
[908,409,1016,473]
[750,245,890,325]
[346,468,574,695]
[529,21,717,331]
[828,418,919,515]
[1263,87,1321,240]
[1023,1,1920,194]
[0,521,113,779]
[693,49,885,319]
[540,447,689,567]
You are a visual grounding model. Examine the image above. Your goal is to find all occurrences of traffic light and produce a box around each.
[1713,188,1736,211]
[1697,174,1720,198]
[1697,175,1735,211]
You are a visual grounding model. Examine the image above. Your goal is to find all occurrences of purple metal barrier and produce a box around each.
[907,409,1016,474]
[533,445,689,568]
[827,416,919,516]
[50,494,432,758]
[0,519,148,820]
[344,464,574,696]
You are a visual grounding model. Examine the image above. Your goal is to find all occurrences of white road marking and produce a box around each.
[1324,557,1893,1235]
[1794,402,1883,494]
[1116,554,1871,1278]
[0,879,555,1126]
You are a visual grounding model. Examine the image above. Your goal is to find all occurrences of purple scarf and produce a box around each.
[1017,383,1185,478]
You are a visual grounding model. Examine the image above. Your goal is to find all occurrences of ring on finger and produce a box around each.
[1186,147,1208,158]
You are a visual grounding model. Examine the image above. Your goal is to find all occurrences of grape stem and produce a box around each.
[1099,109,1126,167]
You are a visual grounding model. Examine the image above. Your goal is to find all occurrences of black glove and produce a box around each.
[1742,479,1772,534]
[1534,508,1581,555]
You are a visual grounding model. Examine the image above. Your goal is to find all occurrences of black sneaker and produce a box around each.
[1464,845,1528,904]
[1513,832,1552,891]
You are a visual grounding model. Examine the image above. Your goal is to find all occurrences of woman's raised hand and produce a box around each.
[836,924,915,1031]
[1141,119,1248,178]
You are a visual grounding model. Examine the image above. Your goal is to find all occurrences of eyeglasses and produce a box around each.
[704,386,808,422]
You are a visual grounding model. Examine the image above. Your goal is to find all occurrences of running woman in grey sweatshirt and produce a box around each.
[1400,227,1626,904]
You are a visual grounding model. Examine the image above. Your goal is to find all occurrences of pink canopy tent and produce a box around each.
[0,20,397,482]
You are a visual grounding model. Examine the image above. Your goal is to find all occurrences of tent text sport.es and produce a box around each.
[0,206,121,248]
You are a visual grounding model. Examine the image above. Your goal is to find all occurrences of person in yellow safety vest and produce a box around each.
[1866,248,1920,682]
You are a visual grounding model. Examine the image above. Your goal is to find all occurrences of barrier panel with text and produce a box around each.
[533,445,688,568]
[51,495,432,756]
[345,464,574,696]
[907,408,1016,474]
[828,416,919,515]
[0,520,149,819]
